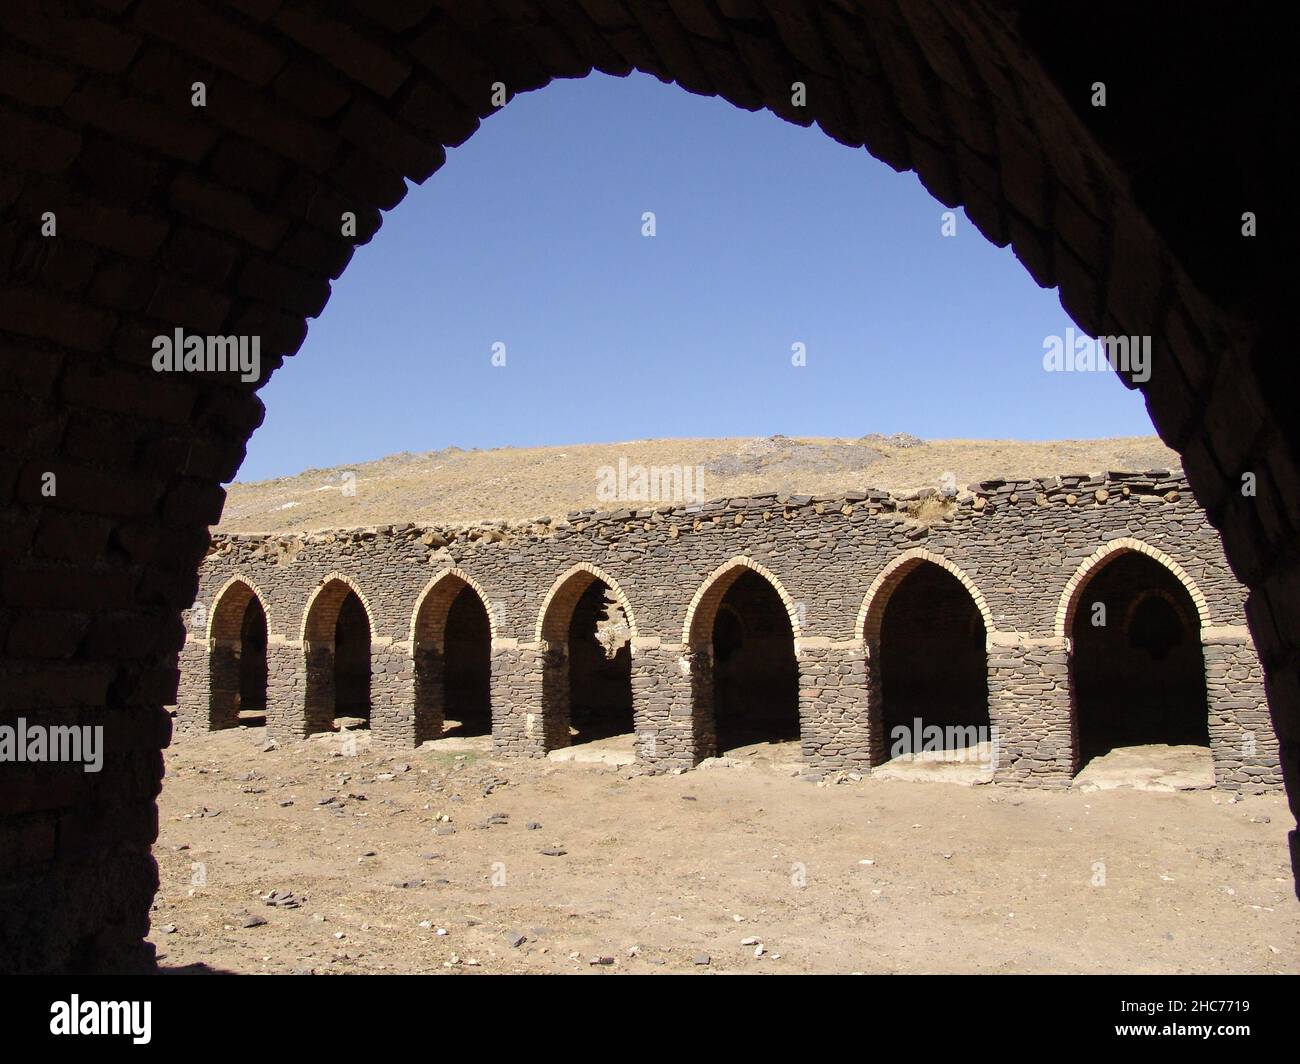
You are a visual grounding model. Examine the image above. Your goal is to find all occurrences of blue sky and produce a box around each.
[239,71,1154,483]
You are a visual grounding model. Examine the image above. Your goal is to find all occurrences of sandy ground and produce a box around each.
[216,435,1180,533]
[149,727,1298,975]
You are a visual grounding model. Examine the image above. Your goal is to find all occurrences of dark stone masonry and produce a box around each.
[175,470,1281,792]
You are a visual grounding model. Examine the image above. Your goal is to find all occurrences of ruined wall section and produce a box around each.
[175,471,1278,790]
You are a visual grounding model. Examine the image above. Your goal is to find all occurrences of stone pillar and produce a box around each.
[411,643,445,744]
[1203,625,1282,792]
[796,638,870,772]
[538,640,571,753]
[265,638,307,741]
[370,639,416,747]
[489,640,547,757]
[301,641,336,737]
[863,639,887,765]
[986,633,1073,787]
[208,643,241,732]
[631,639,699,771]
[173,637,210,738]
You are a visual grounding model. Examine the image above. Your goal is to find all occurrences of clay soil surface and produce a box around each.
[150,727,1298,975]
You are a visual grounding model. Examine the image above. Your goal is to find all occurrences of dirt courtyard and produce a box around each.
[150,727,1299,975]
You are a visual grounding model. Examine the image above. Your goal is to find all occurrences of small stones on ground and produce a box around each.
[540,847,566,857]
[590,955,615,966]
[263,889,305,908]
[526,822,542,830]
[506,932,527,948]
[434,825,456,836]
[240,913,267,929]
[279,799,294,807]
[741,936,759,946]
[692,953,711,966]
[160,924,177,934]
[681,795,697,801]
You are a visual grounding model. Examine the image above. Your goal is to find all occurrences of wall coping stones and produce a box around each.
[208,468,1191,553]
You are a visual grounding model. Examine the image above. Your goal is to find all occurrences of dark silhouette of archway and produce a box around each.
[710,570,800,753]
[1070,552,1210,767]
[877,562,989,761]
[0,1,1291,971]
[208,580,267,731]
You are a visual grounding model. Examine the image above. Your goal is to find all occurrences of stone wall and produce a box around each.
[175,470,1282,792]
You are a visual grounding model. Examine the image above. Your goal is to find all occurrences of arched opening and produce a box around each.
[333,591,372,726]
[303,579,372,734]
[687,563,800,760]
[871,561,990,766]
[237,598,268,727]
[412,574,493,741]
[538,568,634,753]
[1069,551,1209,769]
[208,581,268,732]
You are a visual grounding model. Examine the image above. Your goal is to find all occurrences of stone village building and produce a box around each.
[175,471,1281,792]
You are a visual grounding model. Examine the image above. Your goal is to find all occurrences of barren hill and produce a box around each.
[217,434,1181,534]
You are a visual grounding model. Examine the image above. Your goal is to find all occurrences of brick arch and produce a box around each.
[207,575,271,643]
[1055,538,1211,642]
[857,549,995,644]
[684,556,803,649]
[536,563,638,646]
[1121,587,1197,639]
[1,2,1293,973]
[410,567,497,651]
[301,573,376,645]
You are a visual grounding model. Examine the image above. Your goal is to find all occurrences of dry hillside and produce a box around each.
[216,434,1181,534]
